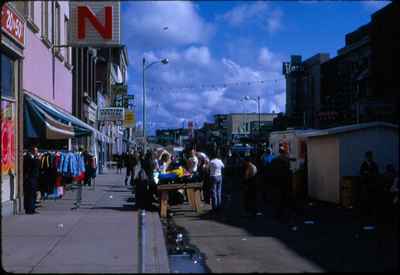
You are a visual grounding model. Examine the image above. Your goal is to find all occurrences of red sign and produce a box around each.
[1,3,25,47]
[77,6,112,39]
[69,2,120,47]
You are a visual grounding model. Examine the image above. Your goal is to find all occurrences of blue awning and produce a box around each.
[24,93,112,143]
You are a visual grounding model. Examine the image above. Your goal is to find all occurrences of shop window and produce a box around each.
[25,1,39,32]
[0,54,15,99]
[41,1,50,44]
[64,16,72,67]
[54,2,63,61]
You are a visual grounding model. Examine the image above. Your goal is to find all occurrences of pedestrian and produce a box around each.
[198,153,211,204]
[209,152,225,213]
[73,146,87,208]
[260,148,275,204]
[270,147,292,222]
[187,148,199,176]
[135,150,157,210]
[359,150,379,222]
[159,152,171,174]
[82,149,93,187]
[241,157,258,216]
[125,149,137,186]
[23,146,40,214]
[116,154,123,174]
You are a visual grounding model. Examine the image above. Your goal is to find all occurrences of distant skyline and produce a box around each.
[121,0,391,133]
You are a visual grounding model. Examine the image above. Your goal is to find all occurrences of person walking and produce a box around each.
[209,152,225,213]
[125,149,137,186]
[270,147,292,222]
[241,157,258,217]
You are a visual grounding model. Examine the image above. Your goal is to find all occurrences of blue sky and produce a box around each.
[121,0,390,134]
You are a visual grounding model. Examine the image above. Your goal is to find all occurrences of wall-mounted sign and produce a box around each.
[1,3,25,47]
[282,62,304,75]
[69,1,120,47]
[123,110,135,128]
[98,107,124,121]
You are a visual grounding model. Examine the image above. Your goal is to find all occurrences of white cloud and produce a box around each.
[265,9,283,33]
[361,0,391,11]
[221,1,268,26]
[184,46,211,65]
[123,2,286,132]
[258,47,283,71]
[220,1,283,33]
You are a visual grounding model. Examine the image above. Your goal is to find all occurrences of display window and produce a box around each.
[1,52,17,203]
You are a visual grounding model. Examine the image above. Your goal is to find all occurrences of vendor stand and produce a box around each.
[157,182,203,218]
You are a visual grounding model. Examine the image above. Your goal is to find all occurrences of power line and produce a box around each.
[146,78,285,92]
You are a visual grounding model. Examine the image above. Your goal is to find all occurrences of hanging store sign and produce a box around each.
[69,1,120,47]
[98,107,124,121]
[123,110,135,128]
[1,3,25,47]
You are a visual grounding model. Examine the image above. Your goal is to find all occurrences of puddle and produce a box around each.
[162,217,210,273]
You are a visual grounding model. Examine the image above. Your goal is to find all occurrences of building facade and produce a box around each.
[283,53,330,129]
[319,2,399,128]
[1,2,25,216]
[226,113,277,141]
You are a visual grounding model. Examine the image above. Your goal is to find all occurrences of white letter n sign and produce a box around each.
[69,1,120,47]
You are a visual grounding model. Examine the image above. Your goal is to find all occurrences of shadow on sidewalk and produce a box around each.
[172,171,399,272]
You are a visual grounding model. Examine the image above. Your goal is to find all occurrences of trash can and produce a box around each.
[341,176,358,208]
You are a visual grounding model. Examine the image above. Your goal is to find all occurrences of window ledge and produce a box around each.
[26,18,40,33]
[41,36,52,48]
[55,50,64,62]
[64,62,73,71]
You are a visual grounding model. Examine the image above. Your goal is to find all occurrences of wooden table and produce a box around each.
[157,182,203,218]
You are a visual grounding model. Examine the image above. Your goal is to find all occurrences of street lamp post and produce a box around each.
[142,57,168,147]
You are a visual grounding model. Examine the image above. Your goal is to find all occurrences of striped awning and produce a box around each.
[24,93,112,143]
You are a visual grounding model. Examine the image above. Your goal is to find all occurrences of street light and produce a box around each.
[142,57,168,144]
[241,95,261,135]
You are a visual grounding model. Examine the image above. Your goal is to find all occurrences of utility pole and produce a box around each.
[257,96,261,136]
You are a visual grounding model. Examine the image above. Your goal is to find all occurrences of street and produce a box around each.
[166,171,398,273]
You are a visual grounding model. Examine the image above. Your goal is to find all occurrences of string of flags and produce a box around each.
[146,78,285,92]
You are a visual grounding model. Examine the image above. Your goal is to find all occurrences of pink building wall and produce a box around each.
[23,1,72,113]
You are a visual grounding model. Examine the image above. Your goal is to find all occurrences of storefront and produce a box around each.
[1,3,25,216]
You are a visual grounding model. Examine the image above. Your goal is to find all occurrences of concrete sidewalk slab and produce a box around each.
[1,170,169,273]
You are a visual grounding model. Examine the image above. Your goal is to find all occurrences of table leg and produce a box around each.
[187,188,195,209]
[160,191,169,218]
[194,189,202,213]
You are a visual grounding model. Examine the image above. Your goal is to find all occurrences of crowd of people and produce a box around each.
[116,144,399,227]
[118,147,227,212]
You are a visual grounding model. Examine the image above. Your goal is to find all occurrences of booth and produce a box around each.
[299,122,399,204]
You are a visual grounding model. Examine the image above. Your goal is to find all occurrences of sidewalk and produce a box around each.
[1,170,169,273]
